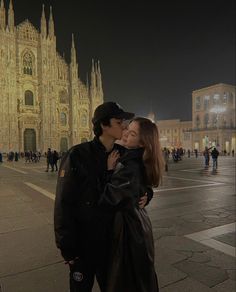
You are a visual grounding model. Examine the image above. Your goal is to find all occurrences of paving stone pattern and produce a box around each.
[0,156,235,291]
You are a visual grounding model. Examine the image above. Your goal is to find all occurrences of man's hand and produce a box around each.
[65,257,79,265]
[139,193,148,208]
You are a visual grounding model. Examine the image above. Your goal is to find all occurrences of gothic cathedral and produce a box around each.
[0,0,104,153]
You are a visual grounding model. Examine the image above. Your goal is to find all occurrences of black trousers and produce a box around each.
[69,253,108,292]
[67,215,113,292]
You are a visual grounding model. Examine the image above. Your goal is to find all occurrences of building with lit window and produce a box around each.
[192,83,235,152]
[0,1,103,153]
[158,119,192,150]
[157,83,235,153]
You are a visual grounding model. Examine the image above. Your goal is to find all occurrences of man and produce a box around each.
[54,102,152,292]
[163,147,169,172]
[211,147,219,170]
[45,148,53,172]
[203,146,210,167]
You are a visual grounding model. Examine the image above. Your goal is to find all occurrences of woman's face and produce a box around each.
[121,121,143,149]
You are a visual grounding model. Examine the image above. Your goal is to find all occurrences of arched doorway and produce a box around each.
[60,137,68,152]
[24,129,36,152]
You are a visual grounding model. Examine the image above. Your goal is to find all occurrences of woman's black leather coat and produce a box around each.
[100,148,159,292]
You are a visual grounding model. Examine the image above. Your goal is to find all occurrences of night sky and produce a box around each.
[7,0,236,120]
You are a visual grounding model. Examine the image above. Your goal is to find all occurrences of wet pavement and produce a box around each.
[0,155,235,292]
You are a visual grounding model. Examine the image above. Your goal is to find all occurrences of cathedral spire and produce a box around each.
[0,0,6,30]
[86,73,89,88]
[7,0,14,32]
[71,34,77,63]
[91,59,95,73]
[48,6,55,38]
[96,60,103,98]
[97,60,101,75]
[40,4,47,38]
[90,59,96,97]
[71,33,75,49]
[70,34,78,78]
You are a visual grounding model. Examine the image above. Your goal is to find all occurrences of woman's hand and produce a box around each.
[107,150,120,170]
[139,193,148,208]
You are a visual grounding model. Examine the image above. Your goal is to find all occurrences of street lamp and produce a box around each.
[209,106,226,148]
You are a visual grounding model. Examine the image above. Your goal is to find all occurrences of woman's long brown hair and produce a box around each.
[132,117,164,187]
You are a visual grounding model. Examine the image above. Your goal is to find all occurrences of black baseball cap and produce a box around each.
[92,102,135,124]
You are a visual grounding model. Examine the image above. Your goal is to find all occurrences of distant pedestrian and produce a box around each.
[232,149,234,157]
[163,147,169,171]
[45,148,53,172]
[52,150,59,171]
[211,147,219,170]
[187,149,191,158]
[0,152,2,163]
[194,149,198,158]
[25,151,30,163]
[14,152,19,161]
[203,147,210,167]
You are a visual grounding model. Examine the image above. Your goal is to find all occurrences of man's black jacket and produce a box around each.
[54,137,153,261]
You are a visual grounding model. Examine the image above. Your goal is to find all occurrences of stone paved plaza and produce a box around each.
[0,155,235,292]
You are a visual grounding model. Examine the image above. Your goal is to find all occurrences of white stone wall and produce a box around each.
[0,3,104,153]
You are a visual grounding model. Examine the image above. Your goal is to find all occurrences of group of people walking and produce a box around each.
[45,148,60,172]
[54,102,164,292]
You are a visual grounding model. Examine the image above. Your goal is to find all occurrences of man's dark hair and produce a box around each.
[93,117,111,137]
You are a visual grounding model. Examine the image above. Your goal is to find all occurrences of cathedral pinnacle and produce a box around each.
[70,33,79,77]
[40,4,47,38]
[7,0,14,31]
[71,33,75,49]
[97,60,101,74]
[48,6,55,38]
[0,0,6,30]
[41,4,46,20]
[91,59,95,72]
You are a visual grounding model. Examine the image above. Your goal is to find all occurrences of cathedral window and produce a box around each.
[25,90,34,105]
[60,112,67,126]
[59,90,68,103]
[81,114,87,127]
[23,52,33,75]
[60,137,68,152]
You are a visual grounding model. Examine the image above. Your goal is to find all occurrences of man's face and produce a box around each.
[102,118,126,140]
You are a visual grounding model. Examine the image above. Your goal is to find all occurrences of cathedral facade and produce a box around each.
[0,0,103,153]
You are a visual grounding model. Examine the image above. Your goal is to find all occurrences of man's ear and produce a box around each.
[101,123,107,131]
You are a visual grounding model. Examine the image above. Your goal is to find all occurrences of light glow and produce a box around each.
[209,106,226,113]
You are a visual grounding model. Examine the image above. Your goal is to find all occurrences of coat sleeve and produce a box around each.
[54,151,79,261]
[99,162,143,207]
[145,186,154,206]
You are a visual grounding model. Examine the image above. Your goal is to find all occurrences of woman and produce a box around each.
[100,117,164,292]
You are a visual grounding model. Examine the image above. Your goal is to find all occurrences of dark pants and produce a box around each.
[68,218,113,292]
[212,158,218,169]
[204,156,209,166]
[69,256,107,292]
[52,161,58,171]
